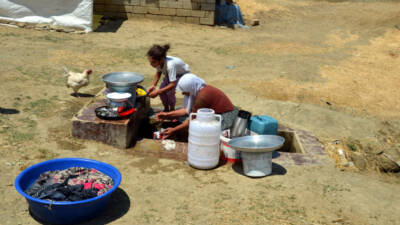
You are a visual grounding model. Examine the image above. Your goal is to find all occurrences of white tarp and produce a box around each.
[0,0,93,32]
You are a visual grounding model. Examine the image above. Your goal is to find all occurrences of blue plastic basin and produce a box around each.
[14,158,122,225]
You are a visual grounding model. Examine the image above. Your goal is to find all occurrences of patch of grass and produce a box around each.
[37,148,59,160]
[211,47,231,55]
[117,46,148,63]
[20,117,37,129]
[347,142,357,151]
[25,35,73,43]
[322,184,351,196]
[1,32,20,37]
[8,129,35,143]
[23,99,53,117]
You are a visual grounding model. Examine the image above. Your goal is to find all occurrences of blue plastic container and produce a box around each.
[14,158,122,225]
[249,115,278,135]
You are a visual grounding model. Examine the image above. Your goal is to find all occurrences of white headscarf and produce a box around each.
[176,73,206,113]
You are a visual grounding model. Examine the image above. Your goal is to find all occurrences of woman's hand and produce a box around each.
[161,127,176,139]
[147,85,155,93]
[148,89,160,98]
[155,111,169,121]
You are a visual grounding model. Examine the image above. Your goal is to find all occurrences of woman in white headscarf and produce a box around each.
[156,73,238,139]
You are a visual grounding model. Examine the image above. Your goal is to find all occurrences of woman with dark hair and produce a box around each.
[147,44,191,112]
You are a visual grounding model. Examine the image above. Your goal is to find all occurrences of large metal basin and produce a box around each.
[228,135,285,153]
[102,72,145,105]
[102,72,144,87]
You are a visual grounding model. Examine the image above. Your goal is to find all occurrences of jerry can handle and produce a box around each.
[253,115,261,121]
[215,114,222,125]
[190,113,197,122]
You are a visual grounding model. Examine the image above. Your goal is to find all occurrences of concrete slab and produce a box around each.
[71,94,150,149]
[128,125,331,168]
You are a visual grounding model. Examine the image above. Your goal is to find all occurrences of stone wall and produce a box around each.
[94,0,216,25]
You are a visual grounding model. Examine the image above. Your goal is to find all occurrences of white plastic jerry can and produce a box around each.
[188,108,222,169]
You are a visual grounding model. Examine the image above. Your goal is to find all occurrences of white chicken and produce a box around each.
[64,67,92,97]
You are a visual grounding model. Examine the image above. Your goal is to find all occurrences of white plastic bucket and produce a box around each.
[241,151,272,177]
[220,130,241,162]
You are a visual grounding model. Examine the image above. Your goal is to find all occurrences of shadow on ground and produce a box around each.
[0,107,19,114]
[71,93,95,98]
[29,188,130,225]
[232,162,287,178]
[94,19,126,33]
[81,188,130,225]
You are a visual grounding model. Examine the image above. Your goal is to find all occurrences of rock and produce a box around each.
[349,152,367,170]
[63,28,75,33]
[25,24,35,29]
[16,22,26,28]
[35,24,49,29]
[0,19,10,24]
[376,153,400,172]
[74,30,86,34]
[251,19,260,26]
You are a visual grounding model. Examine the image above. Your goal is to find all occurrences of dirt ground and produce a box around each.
[1,0,400,224]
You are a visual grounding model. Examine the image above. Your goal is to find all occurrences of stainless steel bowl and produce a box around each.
[102,72,144,87]
[228,135,285,153]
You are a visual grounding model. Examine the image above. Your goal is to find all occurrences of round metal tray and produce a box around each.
[102,72,144,87]
[228,135,285,153]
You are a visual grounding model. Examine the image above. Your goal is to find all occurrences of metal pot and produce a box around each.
[102,72,144,106]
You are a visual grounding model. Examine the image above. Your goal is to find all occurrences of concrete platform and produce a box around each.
[71,94,150,149]
[130,125,330,167]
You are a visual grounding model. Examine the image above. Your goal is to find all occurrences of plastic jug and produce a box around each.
[249,115,278,135]
[188,108,222,169]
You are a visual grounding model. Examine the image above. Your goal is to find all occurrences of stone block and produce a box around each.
[159,8,177,16]
[168,1,182,8]
[147,7,161,14]
[71,97,149,149]
[145,14,172,20]
[111,0,131,5]
[132,6,147,13]
[130,0,140,5]
[192,2,201,10]
[205,11,214,17]
[172,16,186,23]
[140,0,146,6]
[129,13,146,18]
[177,9,191,16]
[159,0,169,8]
[183,2,192,9]
[201,3,215,11]
[191,10,205,17]
[186,16,200,24]
[200,15,214,25]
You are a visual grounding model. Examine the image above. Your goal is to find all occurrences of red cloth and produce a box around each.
[192,85,234,114]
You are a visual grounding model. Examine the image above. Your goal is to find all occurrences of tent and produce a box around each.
[0,0,93,32]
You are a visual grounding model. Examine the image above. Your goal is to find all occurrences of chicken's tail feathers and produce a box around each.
[63,66,70,77]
